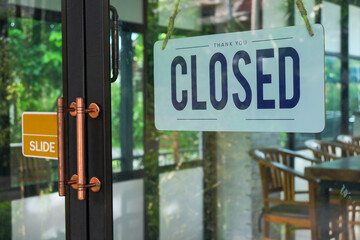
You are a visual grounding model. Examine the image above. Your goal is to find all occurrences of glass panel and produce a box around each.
[322,1,341,53]
[158,130,202,166]
[158,0,201,31]
[110,0,143,24]
[113,179,144,240]
[323,56,341,139]
[11,192,65,240]
[0,2,64,239]
[349,5,360,57]
[111,32,144,172]
[350,59,360,135]
[159,168,203,240]
[111,1,360,239]
[262,0,287,28]
[8,0,61,12]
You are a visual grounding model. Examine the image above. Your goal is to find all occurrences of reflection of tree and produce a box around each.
[111,34,144,168]
[325,57,341,112]
[0,37,11,179]
[7,17,62,143]
[0,5,12,239]
[0,9,62,239]
[144,1,161,239]
[0,199,11,239]
[0,5,11,179]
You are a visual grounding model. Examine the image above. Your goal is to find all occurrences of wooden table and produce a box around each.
[305,156,360,239]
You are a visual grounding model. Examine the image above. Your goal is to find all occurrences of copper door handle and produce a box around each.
[57,97,101,200]
[57,97,66,196]
[75,97,101,200]
[57,97,76,196]
[109,5,119,82]
[76,97,86,200]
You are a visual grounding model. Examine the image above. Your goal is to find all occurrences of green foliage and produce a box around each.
[325,57,341,111]
[0,34,12,176]
[7,18,62,143]
[350,83,360,113]
[111,34,144,151]
[0,200,11,240]
[326,83,341,111]
[349,60,360,114]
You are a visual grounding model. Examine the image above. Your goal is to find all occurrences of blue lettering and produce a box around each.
[191,55,206,110]
[279,47,300,108]
[256,49,275,109]
[171,56,188,110]
[209,53,228,110]
[232,51,252,110]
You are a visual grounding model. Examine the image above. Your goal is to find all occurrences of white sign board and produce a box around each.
[154,24,325,132]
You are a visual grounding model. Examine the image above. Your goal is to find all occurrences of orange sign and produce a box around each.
[22,112,58,159]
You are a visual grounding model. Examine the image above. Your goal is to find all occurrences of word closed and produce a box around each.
[171,47,300,111]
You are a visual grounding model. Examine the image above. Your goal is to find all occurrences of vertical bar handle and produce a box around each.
[110,5,119,82]
[76,97,86,200]
[57,97,66,196]
[57,97,101,200]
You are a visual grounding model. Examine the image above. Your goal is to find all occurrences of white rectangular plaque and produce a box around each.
[154,24,325,132]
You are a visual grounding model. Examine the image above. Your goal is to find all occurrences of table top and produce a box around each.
[305,155,360,183]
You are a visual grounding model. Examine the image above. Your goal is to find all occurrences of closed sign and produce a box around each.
[154,24,325,132]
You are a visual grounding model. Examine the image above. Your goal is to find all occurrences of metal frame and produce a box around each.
[62,0,112,238]
[62,0,87,238]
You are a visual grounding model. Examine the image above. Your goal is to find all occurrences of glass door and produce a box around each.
[0,1,65,239]
[3,0,360,239]
[109,0,360,240]
[109,0,206,238]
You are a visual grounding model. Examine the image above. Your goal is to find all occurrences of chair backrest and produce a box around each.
[304,139,359,162]
[249,148,298,204]
[159,131,180,164]
[337,134,360,147]
[10,144,51,186]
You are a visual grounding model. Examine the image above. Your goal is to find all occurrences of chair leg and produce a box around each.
[351,205,356,240]
[310,226,317,240]
[343,204,350,240]
[331,218,339,240]
[264,221,270,239]
[285,224,295,240]
[309,181,318,240]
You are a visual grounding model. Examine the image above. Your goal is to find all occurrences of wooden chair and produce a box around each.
[304,139,360,162]
[249,148,343,240]
[159,131,180,164]
[10,144,51,194]
[305,139,360,239]
[330,136,360,239]
[337,135,360,148]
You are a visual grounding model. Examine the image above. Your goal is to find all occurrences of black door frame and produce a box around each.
[62,0,113,239]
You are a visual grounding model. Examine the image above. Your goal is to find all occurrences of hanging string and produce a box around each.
[296,0,314,37]
[161,0,313,50]
[162,0,181,50]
